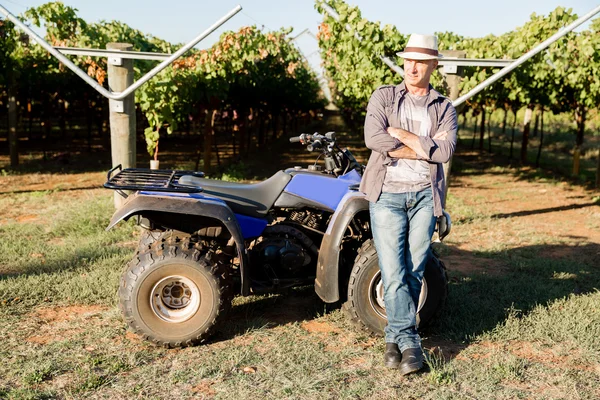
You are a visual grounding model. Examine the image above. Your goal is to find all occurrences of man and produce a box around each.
[359,33,457,375]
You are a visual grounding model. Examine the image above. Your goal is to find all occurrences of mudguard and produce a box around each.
[315,193,452,303]
[106,192,251,296]
[315,192,369,303]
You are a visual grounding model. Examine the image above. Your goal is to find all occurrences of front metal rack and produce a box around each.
[104,164,204,198]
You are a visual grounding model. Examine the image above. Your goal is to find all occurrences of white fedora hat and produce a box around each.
[396,33,442,60]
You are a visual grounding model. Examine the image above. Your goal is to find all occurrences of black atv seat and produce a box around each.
[178,171,292,218]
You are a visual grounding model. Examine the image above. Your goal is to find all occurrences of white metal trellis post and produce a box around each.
[320,1,600,108]
[0,4,242,101]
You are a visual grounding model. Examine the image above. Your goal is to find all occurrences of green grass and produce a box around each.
[0,192,135,309]
[442,292,600,399]
[435,252,600,342]
[1,154,600,399]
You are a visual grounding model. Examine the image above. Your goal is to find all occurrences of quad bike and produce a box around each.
[104,132,450,347]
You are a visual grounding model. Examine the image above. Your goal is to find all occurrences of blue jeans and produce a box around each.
[369,188,436,352]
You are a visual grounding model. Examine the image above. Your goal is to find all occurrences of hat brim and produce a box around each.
[396,51,442,60]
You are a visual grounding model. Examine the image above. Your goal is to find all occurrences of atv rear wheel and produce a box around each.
[343,239,448,336]
[120,237,232,347]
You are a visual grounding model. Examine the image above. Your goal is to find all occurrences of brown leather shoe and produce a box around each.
[384,342,401,368]
[399,347,424,375]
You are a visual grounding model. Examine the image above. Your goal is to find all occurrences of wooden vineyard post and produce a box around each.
[239,111,247,156]
[596,148,600,188]
[521,106,533,164]
[203,109,217,173]
[573,106,586,176]
[107,43,136,208]
[479,106,486,152]
[8,76,18,167]
[439,50,466,206]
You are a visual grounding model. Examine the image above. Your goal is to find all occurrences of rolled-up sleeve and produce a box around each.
[419,102,457,164]
[364,88,401,155]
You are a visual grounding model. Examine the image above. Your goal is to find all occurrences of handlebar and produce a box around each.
[288,130,362,176]
[307,140,322,152]
[288,132,335,150]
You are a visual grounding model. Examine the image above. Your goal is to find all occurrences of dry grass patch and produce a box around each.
[2,128,600,399]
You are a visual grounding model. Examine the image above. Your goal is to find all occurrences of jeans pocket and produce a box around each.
[419,188,434,204]
[370,202,396,229]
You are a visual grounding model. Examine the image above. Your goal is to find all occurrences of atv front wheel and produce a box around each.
[137,229,170,253]
[119,237,231,347]
[344,239,448,336]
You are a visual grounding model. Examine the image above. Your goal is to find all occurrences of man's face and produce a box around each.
[403,58,438,88]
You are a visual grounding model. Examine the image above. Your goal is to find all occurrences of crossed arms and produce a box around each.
[388,128,449,160]
[363,88,457,163]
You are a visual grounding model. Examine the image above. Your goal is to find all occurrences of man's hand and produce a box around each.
[387,127,429,159]
[387,128,449,160]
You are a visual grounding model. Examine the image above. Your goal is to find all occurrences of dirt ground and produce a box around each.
[2,113,597,245]
[1,111,598,259]
[1,112,600,398]
[442,151,600,276]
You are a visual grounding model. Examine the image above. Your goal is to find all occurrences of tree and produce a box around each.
[315,0,407,118]
[548,17,600,176]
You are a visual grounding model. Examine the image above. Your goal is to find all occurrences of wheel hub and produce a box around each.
[370,272,428,318]
[150,275,201,323]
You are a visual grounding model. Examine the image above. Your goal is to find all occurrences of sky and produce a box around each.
[2,0,598,78]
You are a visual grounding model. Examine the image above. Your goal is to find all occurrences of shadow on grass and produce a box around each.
[489,202,599,219]
[213,286,325,343]
[3,220,597,361]
[451,146,598,190]
[210,241,600,353]
[0,185,102,195]
[430,242,600,345]
[0,243,132,282]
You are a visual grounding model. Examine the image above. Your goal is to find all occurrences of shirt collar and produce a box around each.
[397,82,442,103]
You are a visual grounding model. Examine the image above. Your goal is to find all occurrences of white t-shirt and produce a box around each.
[383,92,432,193]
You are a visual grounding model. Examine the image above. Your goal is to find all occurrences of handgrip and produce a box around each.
[307,140,322,152]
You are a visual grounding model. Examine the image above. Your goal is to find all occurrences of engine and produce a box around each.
[249,224,318,288]
[254,237,311,276]
[288,209,325,231]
